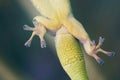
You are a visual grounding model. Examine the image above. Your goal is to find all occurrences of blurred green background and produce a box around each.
[0,0,120,80]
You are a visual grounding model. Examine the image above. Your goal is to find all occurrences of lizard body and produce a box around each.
[23,0,115,79]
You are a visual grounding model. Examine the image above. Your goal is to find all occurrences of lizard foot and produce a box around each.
[89,36,115,65]
[23,19,47,48]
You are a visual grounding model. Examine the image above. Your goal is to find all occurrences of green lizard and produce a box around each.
[23,0,115,79]
[56,27,89,80]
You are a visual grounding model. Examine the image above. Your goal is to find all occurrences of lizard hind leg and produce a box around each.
[23,22,46,48]
[32,16,60,48]
[33,16,60,31]
[95,36,115,57]
[90,36,115,64]
[23,24,46,48]
[32,19,47,48]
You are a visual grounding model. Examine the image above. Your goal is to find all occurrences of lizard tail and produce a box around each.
[55,27,89,80]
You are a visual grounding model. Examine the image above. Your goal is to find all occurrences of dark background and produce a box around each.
[0,0,120,80]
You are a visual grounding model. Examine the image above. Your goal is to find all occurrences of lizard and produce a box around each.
[23,0,115,79]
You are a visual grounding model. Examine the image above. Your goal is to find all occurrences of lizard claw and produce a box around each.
[97,58,104,65]
[24,40,31,47]
[96,36,104,49]
[107,51,116,57]
[23,25,33,31]
[91,40,96,45]
[99,36,104,44]
[90,36,105,52]
[41,41,46,48]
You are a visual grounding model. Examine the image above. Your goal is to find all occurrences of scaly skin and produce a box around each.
[23,0,115,79]
[25,0,115,65]
[56,27,89,80]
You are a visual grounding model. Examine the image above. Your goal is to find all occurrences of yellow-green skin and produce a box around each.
[56,27,89,80]
[24,0,114,80]
[30,0,89,79]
